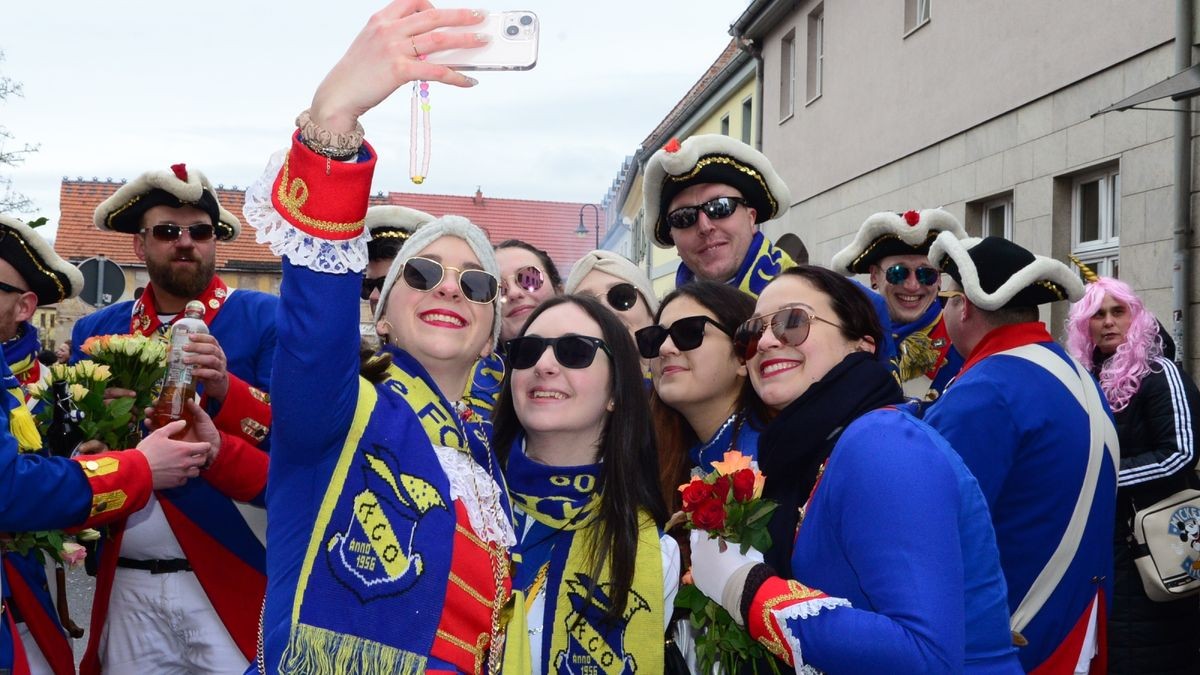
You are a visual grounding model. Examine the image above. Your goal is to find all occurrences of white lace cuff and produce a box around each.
[243,149,371,274]
[433,444,517,548]
[774,595,851,671]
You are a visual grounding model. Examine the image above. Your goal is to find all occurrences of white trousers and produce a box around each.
[16,622,54,675]
[99,567,247,675]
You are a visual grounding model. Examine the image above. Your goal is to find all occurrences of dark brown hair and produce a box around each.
[496,239,563,292]
[776,265,884,355]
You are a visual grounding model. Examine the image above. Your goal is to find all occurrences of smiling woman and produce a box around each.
[686,265,1023,673]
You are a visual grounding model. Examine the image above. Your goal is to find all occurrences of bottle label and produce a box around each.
[168,326,197,386]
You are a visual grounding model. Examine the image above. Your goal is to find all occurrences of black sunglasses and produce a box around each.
[665,196,748,230]
[401,257,499,305]
[505,334,612,370]
[733,307,842,361]
[143,223,216,242]
[361,276,385,301]
[0,281,30,295]
[635,315,731,360]
[501,265,545,299]
[884,264,939,286]
[600,283,639,312]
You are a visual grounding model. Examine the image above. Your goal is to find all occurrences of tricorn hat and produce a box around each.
[94,163,240,241]
[831,208,967,274]
[929,233,1083,310]
[0,214,84,305]
[643,134,790,248]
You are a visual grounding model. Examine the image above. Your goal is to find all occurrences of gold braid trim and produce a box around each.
[274,152,366,234]
[850,231,939,271]
[758,580,828,660]
[449,571,492,607]
[666,155,777,216]
[4,231,66,301]
[371,230,412,241]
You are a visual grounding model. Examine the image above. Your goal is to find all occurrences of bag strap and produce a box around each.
[997,344,1117,633]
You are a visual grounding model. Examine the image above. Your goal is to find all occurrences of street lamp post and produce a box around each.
[576,203,601,249]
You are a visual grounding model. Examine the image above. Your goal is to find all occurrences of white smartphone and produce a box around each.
[424,10,539,71]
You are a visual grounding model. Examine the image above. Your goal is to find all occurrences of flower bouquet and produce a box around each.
[672,451,780,674]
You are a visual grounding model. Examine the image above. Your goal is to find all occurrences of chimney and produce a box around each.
[474,186,484,206]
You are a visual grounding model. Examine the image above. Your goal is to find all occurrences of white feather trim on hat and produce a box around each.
[564,250,659,315]
[366,205,434,236]
[642,134,791,248]
[94,165,241,240]
[0,214,84,305]
[929,231,1084,311]
[374,215,502,346]
[831,208,966,275]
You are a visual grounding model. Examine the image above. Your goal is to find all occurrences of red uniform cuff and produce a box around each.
[271,130,377,240]
[73,451,152,527]
[205,432,268,502]
[210,373,271,446]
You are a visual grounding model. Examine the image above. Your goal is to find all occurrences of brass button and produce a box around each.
[85,460,100,471]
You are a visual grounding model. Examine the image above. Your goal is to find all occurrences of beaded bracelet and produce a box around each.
[295,109,365,160]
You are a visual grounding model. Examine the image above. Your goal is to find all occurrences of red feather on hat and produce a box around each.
[171,163,188,181]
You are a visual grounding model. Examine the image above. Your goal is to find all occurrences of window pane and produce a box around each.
[720,116,729,136]
[1079,180,1100,243]
[1111,172,1120,239]
[986,205,1007,238]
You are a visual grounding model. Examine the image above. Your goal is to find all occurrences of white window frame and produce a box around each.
[1071,167,1120,278]
[806,8,824,105]
[780,29,796,121]
[904,0,932,37]
[981,196,1013,239]
[720,114,730,136]
[741,97,753,144]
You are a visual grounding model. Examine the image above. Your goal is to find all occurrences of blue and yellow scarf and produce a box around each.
[674,231,796,298]
[505,443,664,674]
[280,349,510,674]
[2,324,41,451]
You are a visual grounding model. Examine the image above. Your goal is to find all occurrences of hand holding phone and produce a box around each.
[424,10,539,71]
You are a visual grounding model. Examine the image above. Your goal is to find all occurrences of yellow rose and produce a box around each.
[92,364,112,382]
[69,383,89,401]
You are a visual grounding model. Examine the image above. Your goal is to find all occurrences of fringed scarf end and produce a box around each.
[279,623,427,675]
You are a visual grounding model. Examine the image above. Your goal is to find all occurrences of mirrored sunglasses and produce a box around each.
[361,276,385,301]
[401,256,499,305]
[635,315,730,360]
[733,307,841,361]
[501,265,545,300]
[144,223,216,242]
[665,196,749,230]
[884,264,939,286]
[505,334,611,370]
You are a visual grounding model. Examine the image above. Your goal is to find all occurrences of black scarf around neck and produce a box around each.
[757,351,903,572]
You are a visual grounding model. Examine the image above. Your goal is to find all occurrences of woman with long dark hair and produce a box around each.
[687,266,1020,673]
[493,295,677,673]
[1066,276,1200,674]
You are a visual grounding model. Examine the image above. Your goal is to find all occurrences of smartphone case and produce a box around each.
[425,11,539,71]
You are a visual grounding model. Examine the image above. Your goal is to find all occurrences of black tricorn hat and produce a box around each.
[929,233,1083,310]
[93,164,240,241]
[0,214,84,306]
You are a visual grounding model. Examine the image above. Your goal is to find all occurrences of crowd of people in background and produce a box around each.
[0,2,1197,674]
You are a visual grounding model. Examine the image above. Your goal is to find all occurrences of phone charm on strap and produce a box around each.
[409,79,431,184]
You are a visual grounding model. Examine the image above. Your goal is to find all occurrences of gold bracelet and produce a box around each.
[295,109,365,159]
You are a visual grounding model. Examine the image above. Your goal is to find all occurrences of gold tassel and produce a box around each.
[9,399,42,452]
[1068,255,1100,284]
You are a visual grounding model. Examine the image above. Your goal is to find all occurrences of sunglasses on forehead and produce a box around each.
[143,223,216,242]
[500,265,545,299]
[505,334,611,370]
[884,264,939,286]
[635,315,730,360]
[401,256,499,304]
[733,307,842,361]
[665,196,749,231]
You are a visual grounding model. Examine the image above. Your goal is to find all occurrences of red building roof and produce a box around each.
[55,179,597,275]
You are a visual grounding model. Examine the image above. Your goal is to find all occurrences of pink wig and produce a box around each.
[1066,277,1162,411]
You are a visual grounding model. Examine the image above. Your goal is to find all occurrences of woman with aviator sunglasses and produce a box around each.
[686,266,1021,673]
[492,295,677,672]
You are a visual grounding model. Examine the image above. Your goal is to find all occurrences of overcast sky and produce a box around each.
[1,1,746,241]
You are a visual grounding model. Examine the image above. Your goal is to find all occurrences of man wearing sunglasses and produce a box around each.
[922,233,1115,674]
[832,208,968,400]
[362,205,432,315]
[72,164,277,673]
[643,134,796,298]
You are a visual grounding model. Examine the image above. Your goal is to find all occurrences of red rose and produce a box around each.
[712,475,732,502]
[731,468,756,502]
[903,210,920,226]
[680,480,712,513]
[692,500,727,530]
[663,137,682,153]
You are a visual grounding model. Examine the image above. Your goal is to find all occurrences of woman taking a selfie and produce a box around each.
[1066,276,1200,674]
[244,3,517,673]
[687,266,1020,673]
[637,281,766,504]
[492,295,677,673]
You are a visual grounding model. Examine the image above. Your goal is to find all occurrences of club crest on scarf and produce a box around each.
[552,573,651,675]
[326,442,448,599]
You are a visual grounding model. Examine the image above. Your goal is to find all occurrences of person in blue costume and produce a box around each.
[831,208,968,402]
[243,5,518,671]
[638,281,766,502]
[492,295,676,673]
[72,162,275,674]
[688,265,1022,674]
[923,233,1115,674]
